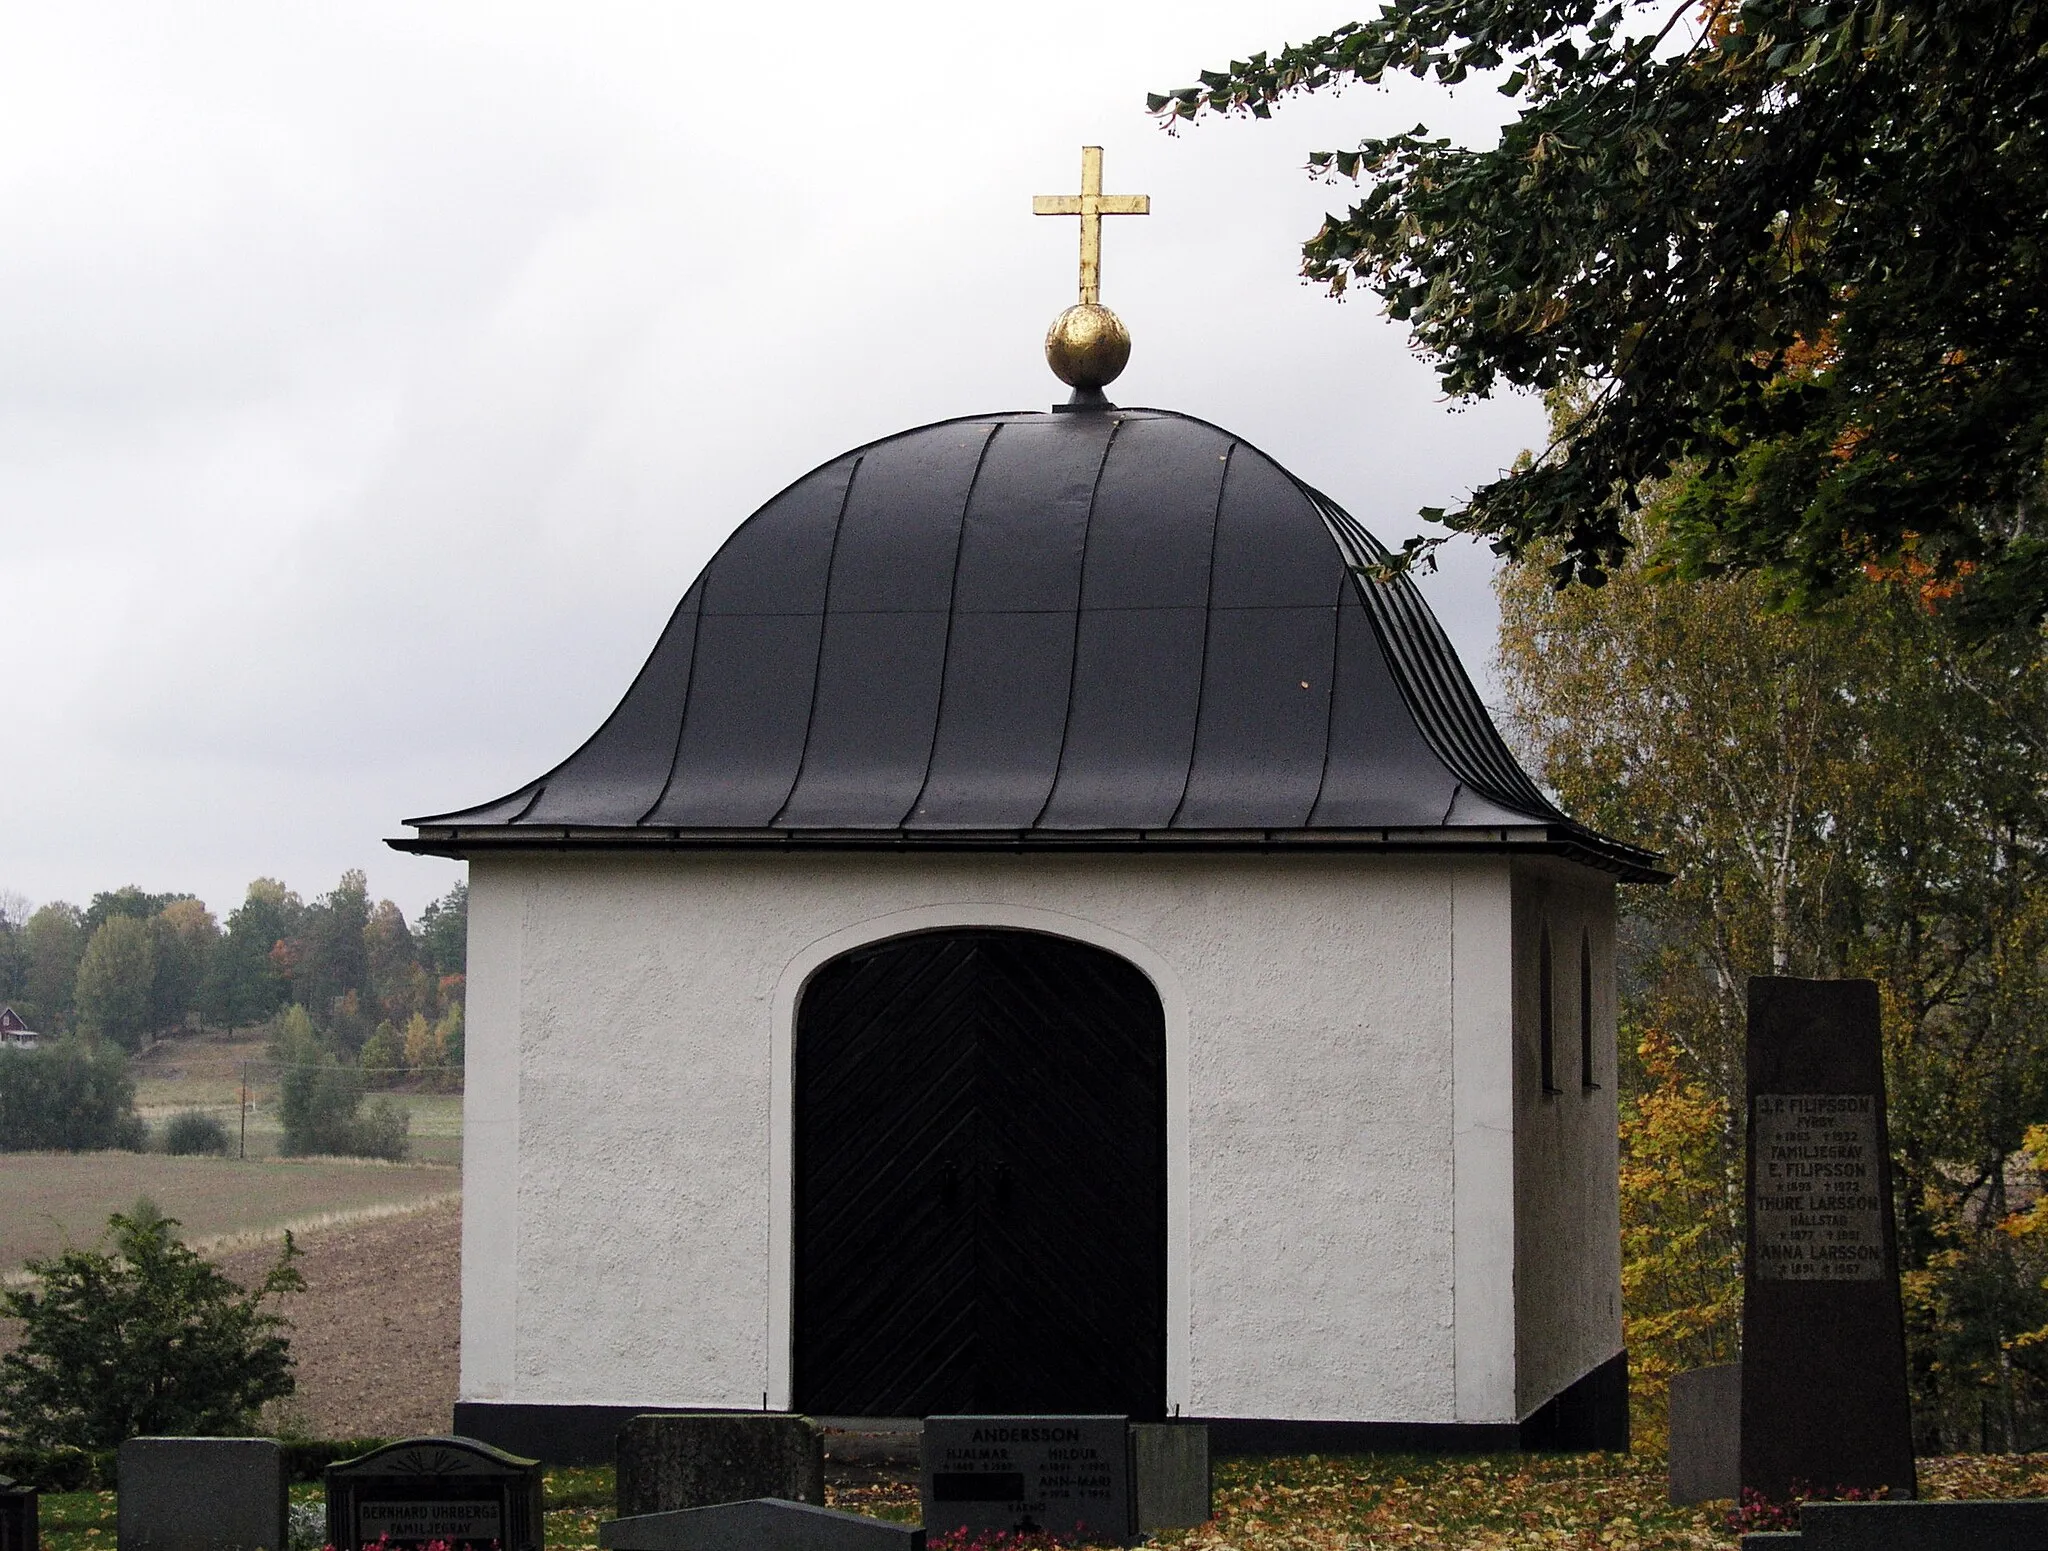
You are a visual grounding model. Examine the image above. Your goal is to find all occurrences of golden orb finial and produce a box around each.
[1034,146,1148,405]
[1044,303,1131,390]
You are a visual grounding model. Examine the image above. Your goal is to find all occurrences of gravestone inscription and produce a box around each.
[1741,978,1915,1501]
[1752,1095,1886,1281]
[0,1476,37,1551]
[922,1416,1131,1542]
[324,1436,543,1551]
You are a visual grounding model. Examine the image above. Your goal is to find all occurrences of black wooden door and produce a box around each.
[793,929,1166,1419]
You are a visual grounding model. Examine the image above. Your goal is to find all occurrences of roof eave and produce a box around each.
[387,824,1670,883]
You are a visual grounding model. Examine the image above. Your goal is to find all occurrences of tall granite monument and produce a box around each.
[1741,978,1915,1499]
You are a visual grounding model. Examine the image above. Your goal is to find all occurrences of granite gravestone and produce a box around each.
[922,1416,1132,1542]
[117,1438,286,1551]
[598,1498,924,1551]
[1741,1499,2048,1551]
[324,1437,543,1551]
[615,1415,825,1517]
[1129,1424,1211,1531]
[1668,1364,1740,1505]
[1742,979,1915,1500]
[0,1476,37,1551]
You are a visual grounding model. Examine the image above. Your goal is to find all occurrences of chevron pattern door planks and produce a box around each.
[793,930,1167,1419]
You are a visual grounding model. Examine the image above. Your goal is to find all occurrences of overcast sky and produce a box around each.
[1,3,1546,925]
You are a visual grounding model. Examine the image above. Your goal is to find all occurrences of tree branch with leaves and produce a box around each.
[1153,1,2048,621]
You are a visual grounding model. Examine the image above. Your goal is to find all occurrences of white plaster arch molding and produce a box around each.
[764,901,1193,1414]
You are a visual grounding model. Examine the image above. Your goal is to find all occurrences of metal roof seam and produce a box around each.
[1310,502,1487,797]
[1314,492,1562,821]
[631,581,715,827]
[1304,562,1352,826]
[899,423,1007,825]
[1162,437,1238,831]
[764,451,873,829]
[1028,415,1127,830]
[402,555,695,828]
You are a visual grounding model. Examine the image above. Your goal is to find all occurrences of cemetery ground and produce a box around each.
[28,1451,2048,1551]
[13,1202,2048,1551]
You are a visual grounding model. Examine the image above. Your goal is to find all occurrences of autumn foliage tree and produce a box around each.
[1617,1029,1741,1444]
[1153,1,2048,622]
[1499,496,2048,1448]
[72,916,157,1052]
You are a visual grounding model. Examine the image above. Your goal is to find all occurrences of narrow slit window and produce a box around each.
[1580,929,1599,1090]
[1539,923,1558,1096]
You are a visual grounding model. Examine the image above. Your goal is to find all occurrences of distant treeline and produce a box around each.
[0,870,466,1054]
[0,870,465,1159]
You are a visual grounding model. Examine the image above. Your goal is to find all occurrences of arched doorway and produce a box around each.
[793,928,1167,1418]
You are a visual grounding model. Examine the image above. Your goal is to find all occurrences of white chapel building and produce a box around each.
[395,398,1661,1463]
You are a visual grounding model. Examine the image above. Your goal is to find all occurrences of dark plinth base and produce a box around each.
[1518,1352,1630,1453]
[1195,1418,1519,1453]
[455,1356,1630,1469]
[453,1405,717,1467]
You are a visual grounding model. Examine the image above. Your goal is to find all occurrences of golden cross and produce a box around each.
[1033,146,1148,307]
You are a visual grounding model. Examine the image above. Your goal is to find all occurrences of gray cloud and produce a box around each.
[1,2,1544,921]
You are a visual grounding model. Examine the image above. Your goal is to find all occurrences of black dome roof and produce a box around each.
[396,407,1658,879]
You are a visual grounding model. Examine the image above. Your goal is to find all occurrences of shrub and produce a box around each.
[0,1039,146,1152]
[159,1108,232,1156]
[0,1442,105,1491]
[0,1207,303,1450]
[275,1007,410,1161]
[279,1062,410,1161]
[350,1096,411,1162]
[279,1051,365,1155]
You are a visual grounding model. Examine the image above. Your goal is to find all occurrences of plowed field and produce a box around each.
[216,1196,462,1439]
[1,1151,458,1271]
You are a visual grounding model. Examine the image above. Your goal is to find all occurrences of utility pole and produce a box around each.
[239,1061,248,1161]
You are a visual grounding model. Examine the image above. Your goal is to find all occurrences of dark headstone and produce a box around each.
[615,1415,825,1518]
[0,1477,38,1551]
[598,1498,924,1551]
[921,1416,1132,1542]
[1742,1533,1806,1551]
[117,1438,286,1551]
[1668,1365,1740,1504]
[820,1425,920,1471]
[1129,1424,1209,1530]
[324,1436,544,1551]
[1741,979,1915,1500]
[1745,1500,2048,1551]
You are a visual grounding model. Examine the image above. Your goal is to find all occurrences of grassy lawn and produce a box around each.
[0,1152,458,1271]
[31,1452,2048,1551]
[130,1031,463,1166]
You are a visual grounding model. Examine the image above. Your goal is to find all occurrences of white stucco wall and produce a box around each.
[458,848,1613,1424]
[1510,859,1625,1415]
